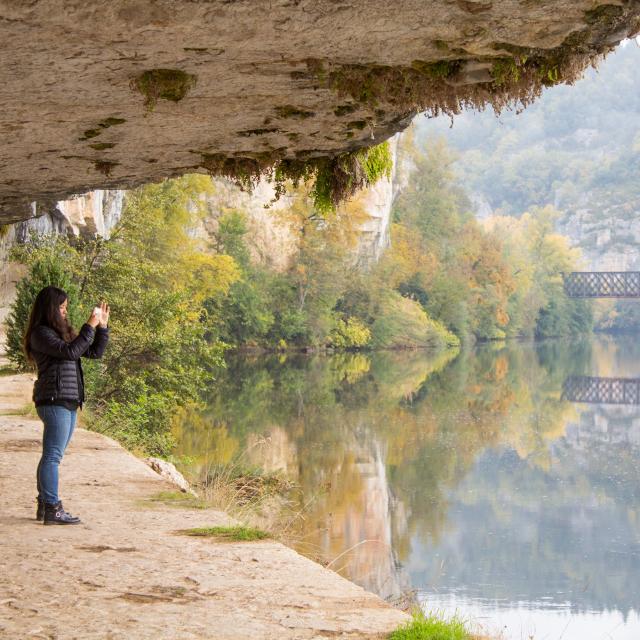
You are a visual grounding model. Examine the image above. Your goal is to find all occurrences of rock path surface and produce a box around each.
[0,361,408,639]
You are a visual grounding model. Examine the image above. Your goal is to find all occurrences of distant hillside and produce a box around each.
[415,42,640,273]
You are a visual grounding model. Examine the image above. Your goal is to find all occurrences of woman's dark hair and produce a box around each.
[23,286,77,362]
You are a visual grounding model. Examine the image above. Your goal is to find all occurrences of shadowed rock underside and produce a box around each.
[1,0,640,223]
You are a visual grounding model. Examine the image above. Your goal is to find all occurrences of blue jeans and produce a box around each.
[36,405,77,505]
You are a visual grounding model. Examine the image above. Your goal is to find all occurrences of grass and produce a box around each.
[143,450,303,543]
[0,402,38,417]
[146,490,209,510]
[0,364,19,376]
[178,525,270,541]
[389,612,477,640]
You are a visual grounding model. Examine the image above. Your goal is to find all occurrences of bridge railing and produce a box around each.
[562,376,640,405]
[563,272,640,298]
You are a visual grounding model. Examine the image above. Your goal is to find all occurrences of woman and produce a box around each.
[24,286,110,525]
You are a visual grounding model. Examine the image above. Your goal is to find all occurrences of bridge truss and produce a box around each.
[563,272,640,298]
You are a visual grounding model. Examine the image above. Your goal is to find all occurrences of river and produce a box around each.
[174,334,640,640]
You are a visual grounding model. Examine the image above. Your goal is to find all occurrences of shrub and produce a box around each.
[370,291,459,350]
[327,315,371,348]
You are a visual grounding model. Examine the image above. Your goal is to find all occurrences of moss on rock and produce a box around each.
[131,69,197,111]
[94,159,119,176]
[274,105,315,119]
[201,141,393,214]
[89,142,116,150]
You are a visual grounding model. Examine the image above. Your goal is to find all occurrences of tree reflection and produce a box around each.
[172,336,640,612]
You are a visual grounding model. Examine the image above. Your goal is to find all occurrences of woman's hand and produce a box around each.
[99,301,110,328]
[87,307,100,328]
[87,301,110,328]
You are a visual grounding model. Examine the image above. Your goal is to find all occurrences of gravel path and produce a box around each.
[0,365,408,639]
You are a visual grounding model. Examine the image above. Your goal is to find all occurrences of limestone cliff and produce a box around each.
[2,0,639,223]
[0,191,123,322]
[557,201,640,272]
[197,138,400,271]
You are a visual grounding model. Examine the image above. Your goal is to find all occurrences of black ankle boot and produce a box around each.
[43,501,81,525]
[36,497,44,521]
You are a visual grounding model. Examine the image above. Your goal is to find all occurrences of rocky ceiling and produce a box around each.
[1,0,640,223]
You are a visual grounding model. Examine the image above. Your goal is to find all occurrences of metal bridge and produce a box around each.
[563,272,640,298]
[562,376,640,405]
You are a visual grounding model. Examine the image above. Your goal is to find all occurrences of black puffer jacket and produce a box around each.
[30,323,109,406]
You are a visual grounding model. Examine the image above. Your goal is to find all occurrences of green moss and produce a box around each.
[237,127,280,137]
[131,69,197,111]
[585,4,624,26]
[0,224,9,239]
[334,104,357,117]
[320,42,598,116]
[178,525,270,541]
[491,41,533,56]
[79,117,126,142]
[100,117,126,128]
[491,58,521,86]
[538,61,561,86]
[200,150,283,191]
[147,490,208,510]
[327,61,464,108]
[357,141,393,183]
[282,141,393,214]
[329,64,385,105]
[274,105,315,119]
[289,70,309,81]
[94,160,119,177]
[89,142,116,151]
[305,57,326,81]
[411,59,462,79]
[201,141,392,214]
[79,128,102,141]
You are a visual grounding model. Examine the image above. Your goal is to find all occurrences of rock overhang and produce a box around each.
[1,0,639,223]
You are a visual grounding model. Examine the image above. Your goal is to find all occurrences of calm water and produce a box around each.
[175,335,640,640]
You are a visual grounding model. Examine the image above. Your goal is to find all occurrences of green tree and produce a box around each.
[6,237,84,370]
[6,175,239,455]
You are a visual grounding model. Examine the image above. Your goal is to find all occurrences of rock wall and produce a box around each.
[2,0,639,222]
[557,201,640,272]
[354,139,398,267]
[199,136,400,272]
[199,178,298,274]
[0,190,124,323]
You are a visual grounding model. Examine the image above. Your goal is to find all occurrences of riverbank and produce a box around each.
[0,357,409,638]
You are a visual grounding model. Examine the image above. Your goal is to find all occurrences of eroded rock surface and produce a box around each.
[1,0,639,222]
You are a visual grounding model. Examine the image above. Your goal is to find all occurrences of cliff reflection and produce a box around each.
[173,336,640,617]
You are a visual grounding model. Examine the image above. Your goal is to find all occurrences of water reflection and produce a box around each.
[174,335,640,639]
[563,375,640,404]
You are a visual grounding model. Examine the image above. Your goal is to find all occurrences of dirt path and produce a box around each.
[0,362,408,639]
